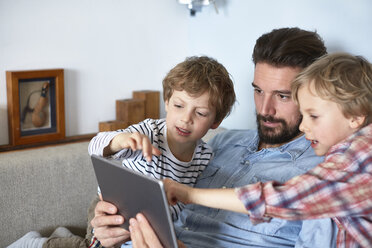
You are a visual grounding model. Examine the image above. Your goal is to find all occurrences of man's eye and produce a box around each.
[310,115,318,119]
[197,112,207,117]
[278,94,290,100]
[254,88,263,94]
[174,104,182,108]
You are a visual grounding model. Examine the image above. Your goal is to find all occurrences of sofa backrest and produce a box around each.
[0,141,97,247]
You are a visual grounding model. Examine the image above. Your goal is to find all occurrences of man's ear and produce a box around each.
[210,120,222,129]
[349,115,366,129]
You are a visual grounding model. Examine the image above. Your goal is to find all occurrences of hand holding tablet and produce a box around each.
[91,155,178,248]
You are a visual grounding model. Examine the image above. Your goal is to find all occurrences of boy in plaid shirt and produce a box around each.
[165,52,372,248]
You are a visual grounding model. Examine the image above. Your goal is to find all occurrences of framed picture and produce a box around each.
[6,69,65,146]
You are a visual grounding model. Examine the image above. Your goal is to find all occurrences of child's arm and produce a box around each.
[103,132,161,162]
[163,179,248,214]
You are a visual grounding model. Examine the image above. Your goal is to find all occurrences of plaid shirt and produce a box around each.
[236,124,372,248]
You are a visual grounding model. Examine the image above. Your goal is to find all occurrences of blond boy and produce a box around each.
[165,53,372,248]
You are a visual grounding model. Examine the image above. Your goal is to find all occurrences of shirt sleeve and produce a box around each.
[236,157,372,224]
[88,131,123,156]
[88,119,160,160]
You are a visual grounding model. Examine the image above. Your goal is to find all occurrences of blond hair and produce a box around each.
[163,56,236,124]
[292,52,372,126]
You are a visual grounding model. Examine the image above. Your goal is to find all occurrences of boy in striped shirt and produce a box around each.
[165,52,372,247]
[88,56,236,220]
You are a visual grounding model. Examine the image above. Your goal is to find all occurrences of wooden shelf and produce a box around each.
[0,133,96,153]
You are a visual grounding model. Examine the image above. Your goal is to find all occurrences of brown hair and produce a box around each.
[163,56,236,124]
[252,27,327,69]
[292,52,372,126]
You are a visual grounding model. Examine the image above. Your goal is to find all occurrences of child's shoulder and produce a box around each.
[346,123,372,148]
[349,123,372,150]
[196,139,213,154]
[327,124,372,165]
[138,118,166,129]
[127,118,166,138]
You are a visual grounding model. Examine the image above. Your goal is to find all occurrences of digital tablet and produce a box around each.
[91,155,178,248]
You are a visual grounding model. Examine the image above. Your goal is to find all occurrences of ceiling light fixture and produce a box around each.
[178,0,218,16]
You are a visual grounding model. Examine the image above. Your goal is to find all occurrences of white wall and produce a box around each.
[1,0,372,145]
[0,0,189,145]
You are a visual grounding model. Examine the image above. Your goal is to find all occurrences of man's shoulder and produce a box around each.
[208,129,257,149]
[216,129,256,138]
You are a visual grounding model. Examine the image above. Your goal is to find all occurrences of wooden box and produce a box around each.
[99,120,128,132]
[116,99,145,125]
[133,90,160,119]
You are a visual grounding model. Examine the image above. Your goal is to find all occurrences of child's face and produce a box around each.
[297,83,356,156]
[165,90,218,145]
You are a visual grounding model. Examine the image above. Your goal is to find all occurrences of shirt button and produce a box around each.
[222,186,227,189]
[184,227,189,231]
[245,161,250,165]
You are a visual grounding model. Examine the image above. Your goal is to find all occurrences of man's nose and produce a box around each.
[259,96,276,116]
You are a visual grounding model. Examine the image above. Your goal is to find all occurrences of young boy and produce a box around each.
[165,52,372,248]
[88,55,236,220]
[9,56,235,248]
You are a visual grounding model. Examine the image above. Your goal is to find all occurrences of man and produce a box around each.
[90,27,338,248]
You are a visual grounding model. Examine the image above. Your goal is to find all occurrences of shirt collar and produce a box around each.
[239,131,311,160]
[237,131,259,152]
[278,135,311,160]
[327,123,372,155]
[349,123,372,139]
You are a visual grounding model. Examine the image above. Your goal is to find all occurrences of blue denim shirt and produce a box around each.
[173,129,338,248]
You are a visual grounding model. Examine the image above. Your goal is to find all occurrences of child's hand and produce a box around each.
[163,178,193,205]
[112,132,161,162]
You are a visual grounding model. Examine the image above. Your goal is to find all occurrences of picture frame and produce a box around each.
[6,69,65,146]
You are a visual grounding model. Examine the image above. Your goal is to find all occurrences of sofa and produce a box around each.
[0,141,97,247]
[0,128,225,247]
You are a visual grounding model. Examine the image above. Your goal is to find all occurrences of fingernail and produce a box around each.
[136,213,144,222]
[116,216,123,223]
[129,218,136,226]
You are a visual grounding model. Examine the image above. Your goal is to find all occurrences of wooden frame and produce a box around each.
[6,69,65,146]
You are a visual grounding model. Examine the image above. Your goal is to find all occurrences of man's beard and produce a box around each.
[256,114,302,145]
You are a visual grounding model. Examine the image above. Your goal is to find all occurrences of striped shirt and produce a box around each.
[88,118,213,220]
[236,123,372,248]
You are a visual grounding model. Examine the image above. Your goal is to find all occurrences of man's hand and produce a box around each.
[129,213,186,248]
[90,200,130,247]
[105,132,161,162]
[163,178,193,205]
[129,213,163,248]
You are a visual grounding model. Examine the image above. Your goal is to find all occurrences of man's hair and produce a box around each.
[252,27,327,69]
[163,56,236,124]
[292,52,372,126]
